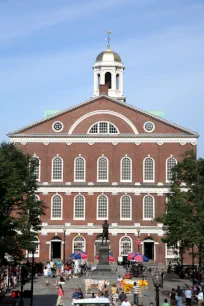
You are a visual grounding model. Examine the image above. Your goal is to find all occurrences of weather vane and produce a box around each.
[105,31,112,48]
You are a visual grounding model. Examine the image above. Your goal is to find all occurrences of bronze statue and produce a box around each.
[96,220,109,244]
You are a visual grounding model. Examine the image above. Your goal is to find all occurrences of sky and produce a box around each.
[0,0,204,156]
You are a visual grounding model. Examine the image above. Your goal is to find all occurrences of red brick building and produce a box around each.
[8,46,198,264]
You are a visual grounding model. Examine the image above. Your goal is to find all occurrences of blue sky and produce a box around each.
[0,0,204,156]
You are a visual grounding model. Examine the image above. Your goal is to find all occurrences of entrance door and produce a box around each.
[144,242,154,260]
[51,242,61,260]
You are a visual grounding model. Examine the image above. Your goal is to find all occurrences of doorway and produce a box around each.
[144,242,154,260]
[51,237,62,260]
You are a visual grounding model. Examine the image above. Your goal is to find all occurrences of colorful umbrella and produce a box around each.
[96,251,115,262]
[127,252,149,262]
[69,251,88,260]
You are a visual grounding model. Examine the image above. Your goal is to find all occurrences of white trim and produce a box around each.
[52,121,64,133]
[88,121,119,134]
[51,194,63,220]
[143,195,155,220]
[68,110,138,134]
[74,156,86,182]
[143,156,155,183]
[166,156,177,183]
[72,235,86,252]
[10,136,197,144]
[120,195,132,220]
[97,156,109,182]
[74,194,86,220]
[97,194,109,220]
[120,156,132,182]
[33,154,41,182]
[119,235,133,256]
[143,121,155,133]
[51,155,63,182]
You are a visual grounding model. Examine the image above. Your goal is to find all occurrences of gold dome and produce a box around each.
[96,48,122,63]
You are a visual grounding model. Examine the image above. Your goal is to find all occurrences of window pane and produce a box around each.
[89,122,118,134]
[121,196,131,219]
[121,158,131,181]
[144,158,154,181]
[120,237,131,255]
[75,157,85,180]
[73,236,85,252]
[98,158,108,180]
[144,196,154,219]
[33,157,40,180]
[52,195,62,218]
[89,123,98,133]
[53,157,62,180]
[167,157,177,181]
[98,195,108,219]
[75,195,85,219]
[99,122,108,133]
[109,123,118,134]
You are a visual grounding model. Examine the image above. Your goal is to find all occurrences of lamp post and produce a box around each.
[192,243,195,286]
[152,268,163,306]
[63,226,66,264]
[29,242,36,306]
[137,227,140,253]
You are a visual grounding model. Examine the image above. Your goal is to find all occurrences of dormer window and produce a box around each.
[88,121,119,134]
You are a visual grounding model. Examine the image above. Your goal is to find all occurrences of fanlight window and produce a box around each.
[73,236,85,252]
[88,122,119,134]
[120,236,132,256]
[166,157,177,182]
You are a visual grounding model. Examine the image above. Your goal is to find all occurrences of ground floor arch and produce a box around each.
[51,236,62,260]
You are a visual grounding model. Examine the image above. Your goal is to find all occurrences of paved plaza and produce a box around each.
[2,267,193,306]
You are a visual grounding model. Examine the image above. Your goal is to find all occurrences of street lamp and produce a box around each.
[137,227,140,252]
[63,226,66,264]
[152,268,163,306]
[28,242,36,306]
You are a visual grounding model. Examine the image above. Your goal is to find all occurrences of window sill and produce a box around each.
[143,218,154,221]
[143,180,155,183]
[51,179,63,182]
[120,180,132,183]
[120,218,132,221]
[51,218,63,220]
[97,217,108,220]
[97,180,109,182]
[74,180,86,182]
[74,218,85,220]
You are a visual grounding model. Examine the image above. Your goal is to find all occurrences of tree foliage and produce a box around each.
[0,142,46,259]
[156,150,204,264]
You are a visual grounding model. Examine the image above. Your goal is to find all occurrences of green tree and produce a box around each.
[157,150,204,265]
[0,142,46,259]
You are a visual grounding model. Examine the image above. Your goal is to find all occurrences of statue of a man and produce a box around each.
[96,220,109,244]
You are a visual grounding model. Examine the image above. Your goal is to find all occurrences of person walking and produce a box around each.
[119,291,127,303]
[121,297,131,306]
[43,266,49,285]
[169,288,177,306]
[104,284,109,298]
[162,299,169,306]
[185,286,192,306]
[176,286,183,306]
[196,288,203,306]
[133,281,139,306]
[56,284,64,306]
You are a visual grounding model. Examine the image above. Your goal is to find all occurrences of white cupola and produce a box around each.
[93,42,126,102]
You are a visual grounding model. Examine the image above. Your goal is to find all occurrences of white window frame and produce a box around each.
[97,156,109,182]
[166,156,177,183]
[51,155,63,182]
[88,121,119,134]
[52,121,64,133]
[120,195,132,220]
[120,156,132,182]
[143,156,155,182]
[74,156,86,182]
[51,194,63,220]
[74,194,85,220]
[33,154,41,182]
[143,121,155,133]
[72,236,86,253]
[119,236,133,256]
[97,194,108,220]
[143,195,155,220]
[27,238,40,258]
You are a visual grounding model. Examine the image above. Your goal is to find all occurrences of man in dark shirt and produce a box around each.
[119,291,127,302]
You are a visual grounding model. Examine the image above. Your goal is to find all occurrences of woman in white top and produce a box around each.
[43,267,49,285]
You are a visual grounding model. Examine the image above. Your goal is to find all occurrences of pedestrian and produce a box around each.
[119,291,127,303]
[176,286,183,306]
[185,286,192,306]
[196,288,203,306]
[161,269,165,282]
[104,284,109,297]
[111,284,117,295]
[56,284,64,306]
[72,288,79,299]
[133,281,139,306]
[150,303,154,306]
[43,266,49,285]
[121,297,131,306]
[56,260,62,276]
[162,299,169,306]
[169,288,177,306]
[74,259,79,277]
[78,287,84,299]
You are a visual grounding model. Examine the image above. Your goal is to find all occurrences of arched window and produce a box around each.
[73,236,86,252]
[116,74,119,90]
[120,195,132,220]
[88,121,119,134]
[27,237,40,258]
[74,157,86,182]
[121,157,132,182]
[119,236,132,256]
[97,74,100,89]
[143,157,155,182]
[105,72,112,89]
[166,157,177,182]
[74,195,85,220]
[97,157,108,182]
[33,155,41,181]
[52,155,63,181]
[143,195,154,220]
[97,195,108,219]
[51,194,62,219]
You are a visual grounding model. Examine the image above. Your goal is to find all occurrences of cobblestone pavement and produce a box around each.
[2,267,193,306]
